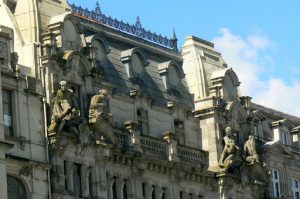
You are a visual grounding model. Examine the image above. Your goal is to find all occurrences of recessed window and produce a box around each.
[137,108,149,135]
[2,89,14,137]
[281,131,290,145]
[174,119,185,145]
[272,169,281,198]
[292,178,300,199]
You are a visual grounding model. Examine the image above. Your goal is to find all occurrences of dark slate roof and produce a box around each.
[72,6,194,111]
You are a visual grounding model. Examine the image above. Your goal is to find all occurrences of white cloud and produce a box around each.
[212,28,300,117]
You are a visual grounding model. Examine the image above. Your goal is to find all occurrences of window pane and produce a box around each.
[2,89,13,136]
[294,179,299,188]
[275,182,280,197]
[7,176,27,199]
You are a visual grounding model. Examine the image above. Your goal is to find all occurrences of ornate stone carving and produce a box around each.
[88,89,116,144]
[48,81,81,139]
[218,127,241,171]
[244,135,259,165]
[19,166,32,176]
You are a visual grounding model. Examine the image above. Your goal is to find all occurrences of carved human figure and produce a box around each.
[89,89,111,124]
[88,89,116,144]
[244,135,259,165]
[219,127,240,168]
[48,81,81,135]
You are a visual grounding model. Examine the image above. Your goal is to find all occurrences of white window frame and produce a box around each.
[272,169,281,198]
[292,178,300,199]
[281,130,290,145]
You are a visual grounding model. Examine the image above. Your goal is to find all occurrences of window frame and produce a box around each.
[292,178,300,199]
[280,130,290,145]
[2,88,16,137]
[272,169,281,198]
[137,108,149,135]
[7,175,28,199]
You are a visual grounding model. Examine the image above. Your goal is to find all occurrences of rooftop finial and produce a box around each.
[95,1,101,14]
[135,16,142,29]
[172,27,177,40]
[171,28,178,51]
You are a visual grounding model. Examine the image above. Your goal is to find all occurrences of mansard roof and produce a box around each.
[251,103,300,125]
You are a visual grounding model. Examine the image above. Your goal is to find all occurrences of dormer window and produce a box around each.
[280,130,290,145]
[120,48,147,80]
[86,35,110,66]
[271,119,292,146]
[158,61,184,91]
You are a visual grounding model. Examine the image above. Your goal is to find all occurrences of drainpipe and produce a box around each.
[36,41,52,199]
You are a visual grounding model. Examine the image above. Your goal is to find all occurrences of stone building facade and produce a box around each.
[0,0,300,199]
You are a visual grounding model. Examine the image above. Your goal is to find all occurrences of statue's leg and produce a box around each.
[58,120,66,132]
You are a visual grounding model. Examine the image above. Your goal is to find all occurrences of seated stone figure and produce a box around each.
[88,89,116,144]
[219,127,240,170]
[89,89,111,124]
[48,81,81,137]
[244,135,259,165]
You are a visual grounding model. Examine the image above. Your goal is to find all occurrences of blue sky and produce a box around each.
[69,0,300,116]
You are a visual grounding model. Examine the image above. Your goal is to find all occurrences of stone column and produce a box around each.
[95,144,111,199]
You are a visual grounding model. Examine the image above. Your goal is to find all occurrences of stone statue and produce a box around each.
[89,89,110,124]
[219,127,240,169]
[48,81,81,136]
[88,89,116,144]
[244,135,259,165]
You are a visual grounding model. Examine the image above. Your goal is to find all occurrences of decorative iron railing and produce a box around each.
[71,4,176,50]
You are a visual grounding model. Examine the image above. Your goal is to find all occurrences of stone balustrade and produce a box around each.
[113,129,207,167]
[140,135,168,159]
[177,145,207,166]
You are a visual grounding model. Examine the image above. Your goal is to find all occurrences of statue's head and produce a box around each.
[225,126,232,135]
[99,89,108,97]
[59,81,67,91]
[248,135,254,141]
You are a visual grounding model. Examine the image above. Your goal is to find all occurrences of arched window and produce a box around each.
[7,176,27,199]
[292,178,300,199]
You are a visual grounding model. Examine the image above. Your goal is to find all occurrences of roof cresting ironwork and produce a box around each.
[70,2,178,50]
